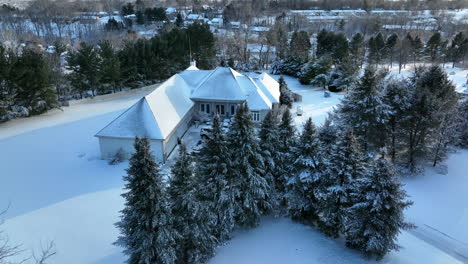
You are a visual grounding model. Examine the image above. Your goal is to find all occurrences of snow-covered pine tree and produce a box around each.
[196,114,235,242]
[287,118,323,223]
[400,66,458,170]
[277,108,297,194]
[279,75,294,108]
[115,137,178,264]
[346,158,414,260]
[228,103,271,227]
[318,114,338,146]
[258,109,281,211]
[382,80,410,162]
[168,144,217,264]
[336,66,389,152]
[317,129,367,238]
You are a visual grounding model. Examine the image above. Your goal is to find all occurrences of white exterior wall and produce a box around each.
[98,137,164,163]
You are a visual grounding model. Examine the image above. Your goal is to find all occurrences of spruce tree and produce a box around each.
[279,75,293,108]
[383,80,410,162]
[168,144,216,264]
[115,137,178,264]
[287,118,322,223]
[317,129,367,238]
[227,104,271,227]
[346,159,413,260]
[277,108,297,194]
[336,67,389,152]
[258,110,281,210]
[196,114,235,241]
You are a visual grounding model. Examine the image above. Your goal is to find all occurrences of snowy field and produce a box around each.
[0,73,467,263]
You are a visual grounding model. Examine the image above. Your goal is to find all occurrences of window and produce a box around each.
[216,105,225,115]
[252,111,260,122]
[231,105,236,115]
[200,103,210,114]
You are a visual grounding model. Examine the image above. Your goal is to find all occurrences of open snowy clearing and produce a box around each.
[0,74,466,263]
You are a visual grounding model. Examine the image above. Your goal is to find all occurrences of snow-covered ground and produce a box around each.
[387,64,468,94]
[0,74,466,263]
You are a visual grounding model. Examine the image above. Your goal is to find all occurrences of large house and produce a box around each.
[95,63,280,163]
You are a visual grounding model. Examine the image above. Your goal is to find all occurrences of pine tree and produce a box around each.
[401,66,458,170]
[227,104,271,227]
[346,159,413,260]
[175,13,184,27]
[336,67,389,152]
[115,137,178,264]
[277,108,297,194]
[66,42,101,98]
[279,75,294,108]
[317,129,367,238]
[450,32,468,68]
[287,118,322,223]
[258,110,281,210]
[168,144,217,264]
[289,31,311,62]
[385,33,398,67]
[350,33,365,67]
[196,114,235,241]
[99,40,121,93]
[426,32,442,63]
[383,80,410,162]
[411,35,423,66]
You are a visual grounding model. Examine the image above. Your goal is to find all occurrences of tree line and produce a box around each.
[0,22,215,122]
[272,28,468,92]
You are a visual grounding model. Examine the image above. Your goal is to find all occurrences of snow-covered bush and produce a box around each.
[271,58,304,77]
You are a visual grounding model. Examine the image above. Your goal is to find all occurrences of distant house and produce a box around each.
[95,63,280,163]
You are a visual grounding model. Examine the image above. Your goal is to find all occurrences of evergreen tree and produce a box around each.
[425,32,442,63]
[115,137,178,264]
[449,32,468,68]
[196,114,235,241]
[346,159,413,260]
[383,80,410,162]
[276,108,297,194]
[67,42,101,97]
[175,13,184,27]
[287,118,322,223]
[368,33,385,64]
[385,33,398,67]
[258,110,281,210]
[227,104,271,227]
[318,114,338,146]
[401,66,458,170]
[121,2,135,16]
[278,75,294,108]
[299,56,332,85]
[336,67,389,152]
[289,31,311,62]
[410,35,423,66]
[9,49,58,114]
[318,129,367,238]
[168,144,216,264]
[350,33,365,67]
[99,40,121,93]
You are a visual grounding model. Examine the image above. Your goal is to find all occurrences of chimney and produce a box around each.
[190,60,197,67]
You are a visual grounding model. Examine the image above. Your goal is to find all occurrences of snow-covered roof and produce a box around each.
[97,67,279,140]
[187,14,203,20]
[166,7,176,14]
[96,75,193,140]
[191,67,247,101]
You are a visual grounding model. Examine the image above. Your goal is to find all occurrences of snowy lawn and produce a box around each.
[403,149,468,246]
[209,217,460,264]
[0,75,466,263]
[272,74,344,127]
